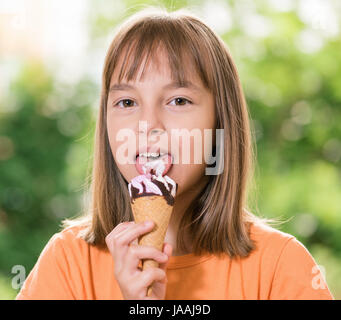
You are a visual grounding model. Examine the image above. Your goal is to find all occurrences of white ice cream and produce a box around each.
[142,158,165,176]
[128,159,177,198]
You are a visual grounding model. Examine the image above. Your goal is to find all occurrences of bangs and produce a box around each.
[110,15,214,91]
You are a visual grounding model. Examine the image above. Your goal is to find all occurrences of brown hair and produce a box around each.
[63,6,276,258]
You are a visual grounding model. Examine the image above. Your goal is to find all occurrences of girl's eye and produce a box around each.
[114,97,192,108]
[169,97,192,106]
[115,99,136,108]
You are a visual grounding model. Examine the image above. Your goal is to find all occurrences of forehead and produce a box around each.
[110,43,203,87]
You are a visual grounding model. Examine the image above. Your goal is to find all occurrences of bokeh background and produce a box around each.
[1,0,340,299]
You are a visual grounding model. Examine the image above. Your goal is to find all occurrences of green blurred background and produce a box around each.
[0,0,340,299]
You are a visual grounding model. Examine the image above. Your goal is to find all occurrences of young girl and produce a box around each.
[16,7,334,300]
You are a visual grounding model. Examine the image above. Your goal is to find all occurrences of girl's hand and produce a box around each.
[105,221,172,300]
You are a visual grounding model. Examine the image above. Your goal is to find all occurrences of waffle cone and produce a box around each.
[131,195,173,296]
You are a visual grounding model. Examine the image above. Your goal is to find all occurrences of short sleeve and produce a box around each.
[269,237,334,300]
[16,233,77,300]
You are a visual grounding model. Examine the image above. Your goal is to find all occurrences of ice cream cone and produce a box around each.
[131,195,173,296]
[128,161,177,297]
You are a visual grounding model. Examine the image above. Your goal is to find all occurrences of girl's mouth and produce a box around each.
[135,152,173,176]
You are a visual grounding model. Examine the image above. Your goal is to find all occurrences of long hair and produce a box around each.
[63,6,276,258]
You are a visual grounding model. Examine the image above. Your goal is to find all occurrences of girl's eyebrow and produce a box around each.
[109,80,201,93]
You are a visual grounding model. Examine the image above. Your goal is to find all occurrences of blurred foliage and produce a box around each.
[1,0,340,299]
[0,61,96,298]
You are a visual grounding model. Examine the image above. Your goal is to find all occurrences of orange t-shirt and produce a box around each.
[16,222,334,300]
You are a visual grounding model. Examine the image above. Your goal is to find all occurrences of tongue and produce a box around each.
[135,154,172,176]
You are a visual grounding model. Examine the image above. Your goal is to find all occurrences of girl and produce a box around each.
[16,7,334,300]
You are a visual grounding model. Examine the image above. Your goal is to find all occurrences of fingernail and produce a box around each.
[144,220,153,227]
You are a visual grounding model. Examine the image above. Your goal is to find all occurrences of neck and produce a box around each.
[164,175,209,256]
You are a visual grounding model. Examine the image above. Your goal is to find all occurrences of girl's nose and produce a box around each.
[137,119,167,152]
[137,106,166,138]
[138,121,166,139]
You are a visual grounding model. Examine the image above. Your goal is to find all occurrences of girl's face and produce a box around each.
[106,48,216,197]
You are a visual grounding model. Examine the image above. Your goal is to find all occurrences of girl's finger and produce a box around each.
[146,243,172,298]
[117,221,155,247]
[158,243,172,273]
[140,267,166,289]
[105,221,135,245]
[127,244,169,270]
